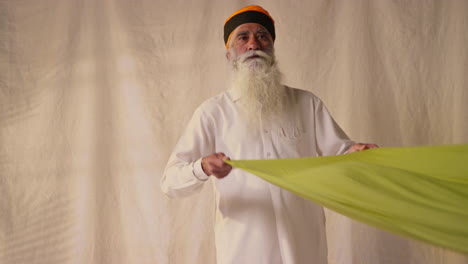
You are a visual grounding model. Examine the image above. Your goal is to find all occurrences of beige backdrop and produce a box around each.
[1,0,467,263]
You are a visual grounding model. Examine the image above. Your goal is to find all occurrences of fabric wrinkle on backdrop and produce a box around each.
[1,1,467,264]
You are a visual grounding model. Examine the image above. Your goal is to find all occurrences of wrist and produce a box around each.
[201,158,210,176]
[193,158,210,181]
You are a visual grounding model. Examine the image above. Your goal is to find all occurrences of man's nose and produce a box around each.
[247,38,260,50]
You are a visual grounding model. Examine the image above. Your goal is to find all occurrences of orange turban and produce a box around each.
[223,5,275,49]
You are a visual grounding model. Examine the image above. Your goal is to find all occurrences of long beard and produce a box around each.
[230,50,288,123]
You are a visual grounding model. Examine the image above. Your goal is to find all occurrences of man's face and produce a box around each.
[227,23,274,61]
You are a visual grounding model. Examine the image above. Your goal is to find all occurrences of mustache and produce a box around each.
[238,50,273,63]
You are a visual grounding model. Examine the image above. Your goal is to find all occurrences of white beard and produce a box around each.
[229,49,288,124]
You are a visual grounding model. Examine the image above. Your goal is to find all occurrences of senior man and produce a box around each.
[161,5,377,264]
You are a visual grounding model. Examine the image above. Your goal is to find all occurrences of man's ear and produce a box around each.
[225,50,231,61]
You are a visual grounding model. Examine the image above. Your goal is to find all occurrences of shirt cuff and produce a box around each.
[192,158,210,181]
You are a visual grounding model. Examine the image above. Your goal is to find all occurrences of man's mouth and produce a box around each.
[245,55,261,61]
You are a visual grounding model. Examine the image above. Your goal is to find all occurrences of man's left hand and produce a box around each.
[346,143,379,153]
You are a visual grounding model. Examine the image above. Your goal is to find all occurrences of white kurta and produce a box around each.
[161,87,354,264]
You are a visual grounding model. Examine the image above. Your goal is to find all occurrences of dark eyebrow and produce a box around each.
[236,31,249,37]
[235,29,270,39]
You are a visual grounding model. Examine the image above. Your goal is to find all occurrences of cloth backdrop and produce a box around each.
[1,0,467,263]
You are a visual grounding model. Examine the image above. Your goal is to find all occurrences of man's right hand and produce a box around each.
[201,153,232,179]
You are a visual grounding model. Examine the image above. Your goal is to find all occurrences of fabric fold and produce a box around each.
[226,145,468,254]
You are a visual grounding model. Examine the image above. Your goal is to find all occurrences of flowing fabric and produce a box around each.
[227,145,468,254]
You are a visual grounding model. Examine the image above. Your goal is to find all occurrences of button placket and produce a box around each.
[259,115,274,159]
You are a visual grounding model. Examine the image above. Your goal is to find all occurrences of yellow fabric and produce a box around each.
[227,145,468,254]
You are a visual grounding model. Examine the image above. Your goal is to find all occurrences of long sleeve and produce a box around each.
[160,106,216,198]
[313,98,355,156]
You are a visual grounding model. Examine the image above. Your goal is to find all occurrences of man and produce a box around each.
[161,5,377,264]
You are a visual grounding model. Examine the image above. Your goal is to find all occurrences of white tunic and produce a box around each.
[161,87,354,264]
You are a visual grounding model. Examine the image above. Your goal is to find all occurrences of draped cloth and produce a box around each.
[227,145,468,254]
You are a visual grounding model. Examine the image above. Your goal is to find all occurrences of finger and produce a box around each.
[213,167,232,178]
[214,173,229,179]
[216,152,228,159]
[213,164,232,174]
[363,144,378,150]
[216,152,231,162]
[211,157,225,167]
[216,164,232,174]
[218,159,230,168]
